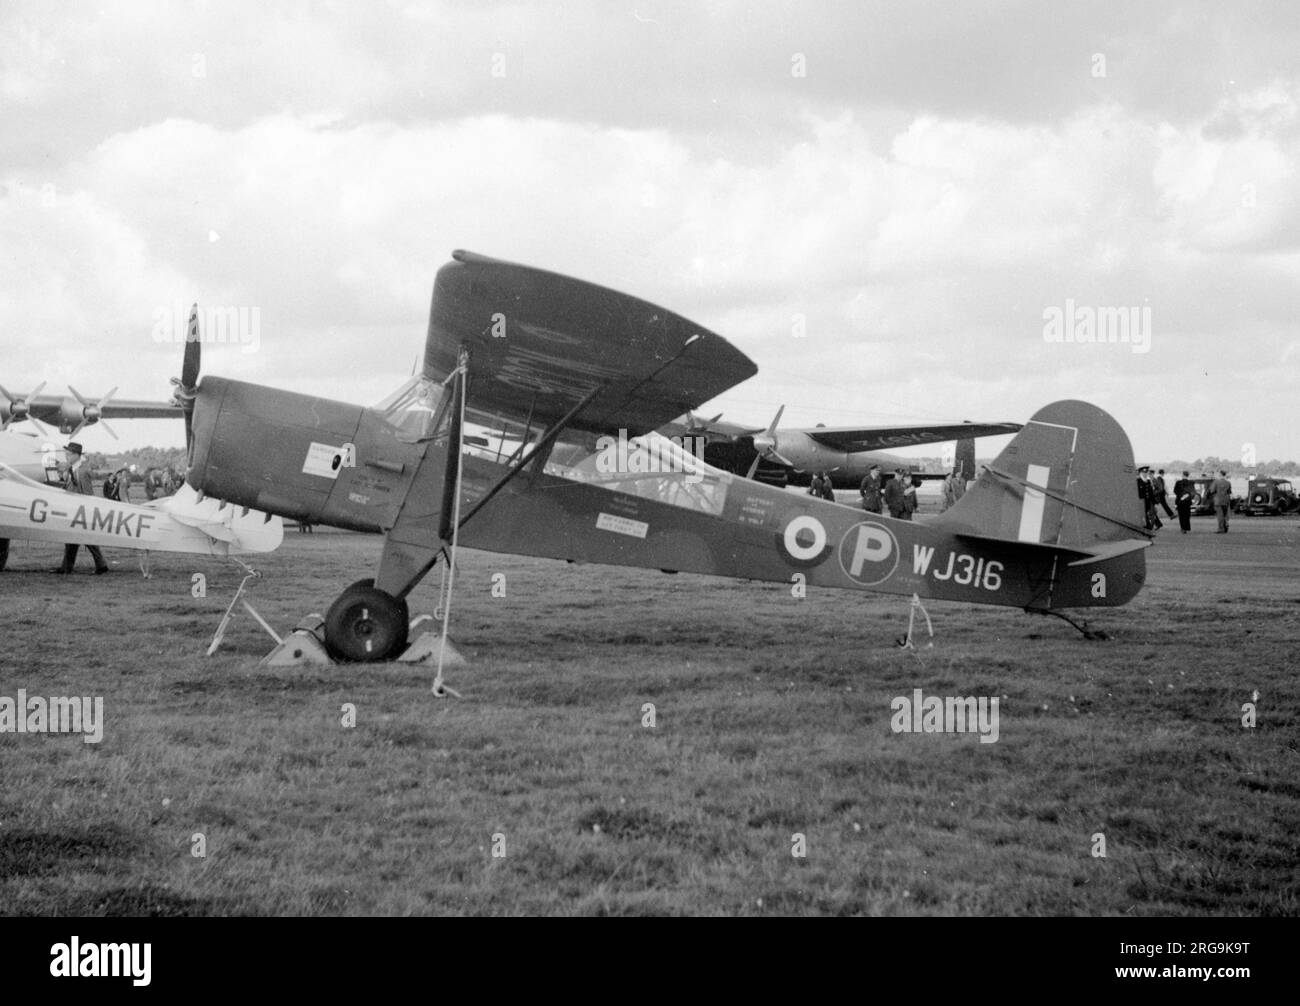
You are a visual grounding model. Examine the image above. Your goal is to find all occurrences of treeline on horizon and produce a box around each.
[86,445,187,474]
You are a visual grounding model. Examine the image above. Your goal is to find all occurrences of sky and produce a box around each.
[2,0,1298,465]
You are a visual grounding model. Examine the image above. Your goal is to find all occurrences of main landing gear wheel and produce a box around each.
[323,579,409,662]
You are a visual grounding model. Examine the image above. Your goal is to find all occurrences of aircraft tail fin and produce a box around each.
[934,400,1148,552]
[954,436,975,481]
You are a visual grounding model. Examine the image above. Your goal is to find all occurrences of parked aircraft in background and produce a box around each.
[0,429,62,483]
[0,382,179,438]
[660,409,1021,488]
[0,462,282,569]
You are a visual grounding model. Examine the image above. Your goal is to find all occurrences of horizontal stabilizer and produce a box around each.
[1065,538,1151,566]
[951,532,1151,565]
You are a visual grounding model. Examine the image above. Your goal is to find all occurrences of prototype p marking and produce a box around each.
[837,521,899,586]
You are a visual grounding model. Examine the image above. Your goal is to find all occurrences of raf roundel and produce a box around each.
[776,514,833,568]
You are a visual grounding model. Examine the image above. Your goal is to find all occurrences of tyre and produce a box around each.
[324,584,409,662]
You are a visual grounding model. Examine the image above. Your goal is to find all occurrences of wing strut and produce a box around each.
[428,351,605,696]
[431,347,470,697]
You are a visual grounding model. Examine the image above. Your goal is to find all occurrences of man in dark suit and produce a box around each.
[53,442,109,574]
[1172,470,1194,533]
[884,468,907,519]
[1154,469,1175,519]
[1137,467,1153,530]
[859,464,883,514]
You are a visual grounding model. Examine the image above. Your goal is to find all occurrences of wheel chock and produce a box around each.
[261,629,334,666]
[398,631,466,666]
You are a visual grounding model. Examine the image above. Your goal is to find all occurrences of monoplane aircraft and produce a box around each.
[171,251,1150,664]
[0,462,282,566]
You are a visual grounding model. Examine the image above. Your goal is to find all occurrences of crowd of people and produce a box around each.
[1144,467,1233,534]
[806,464,968,520]
[810,462,1235,537]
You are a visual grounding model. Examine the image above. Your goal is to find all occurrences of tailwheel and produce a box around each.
[323,579,409,662]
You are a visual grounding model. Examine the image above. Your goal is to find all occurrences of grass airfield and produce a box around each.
[1,511,1297,916]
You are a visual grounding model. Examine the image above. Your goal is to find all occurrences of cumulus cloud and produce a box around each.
[1,3,1298,462]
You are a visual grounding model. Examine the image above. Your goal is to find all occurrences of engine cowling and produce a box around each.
[188,377,425,532]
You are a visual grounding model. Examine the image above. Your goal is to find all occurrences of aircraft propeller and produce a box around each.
[169,304,201,455]
[0,381,49,433]
[745,404,791,478]
[685,410,723,431]
[67,385,119,439]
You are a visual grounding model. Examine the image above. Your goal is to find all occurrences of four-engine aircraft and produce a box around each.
[660,410,1022,488]
[173,250,1150,663]
[0,383,179,438]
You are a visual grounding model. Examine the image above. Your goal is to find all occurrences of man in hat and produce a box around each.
[53,441,109,574]
[859,464,884,514]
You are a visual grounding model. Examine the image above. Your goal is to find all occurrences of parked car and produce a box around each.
[1241,476,1299,516]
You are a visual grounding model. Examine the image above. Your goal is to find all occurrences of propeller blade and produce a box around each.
[66,384,118,436]
[182,304,201,390]
[99,418,119,441]
[746,404,789,477]
[0,381,47,429]
[745,454,762,480]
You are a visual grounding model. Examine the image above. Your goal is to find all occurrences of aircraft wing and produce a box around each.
[422,250,757,437]
[22,396,181,425]
[803,421,1022,453]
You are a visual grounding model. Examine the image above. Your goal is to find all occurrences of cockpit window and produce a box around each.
[374,376,448,442]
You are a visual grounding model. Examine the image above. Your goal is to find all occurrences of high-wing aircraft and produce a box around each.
[0,382,180,438]
[0,429,63,483]
[659,411,1022,488]
[0,461,282,566]
[171,250,1150,664]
